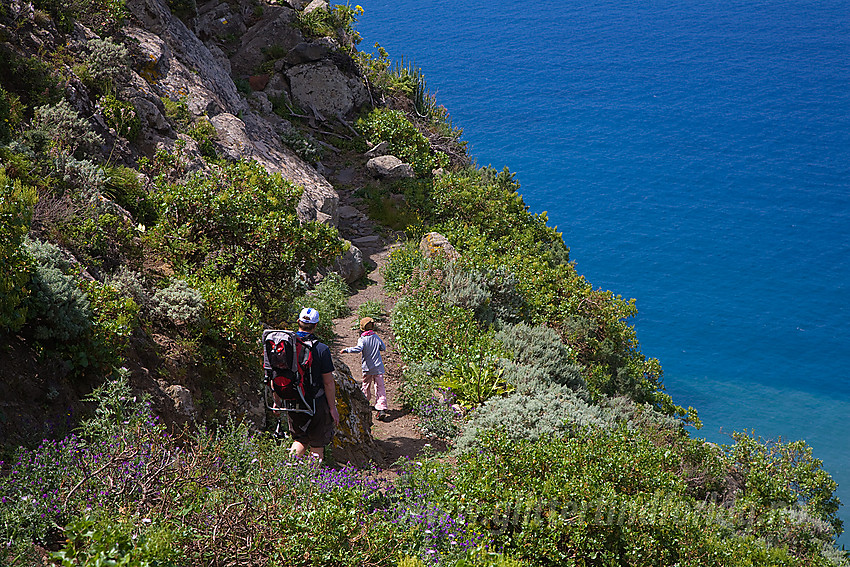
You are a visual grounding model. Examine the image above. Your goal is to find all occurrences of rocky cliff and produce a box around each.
[0,0,408,465]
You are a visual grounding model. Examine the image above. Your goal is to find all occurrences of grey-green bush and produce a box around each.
[85,39,129,95]
[442,266,491,321]
[151,279,204,325]
[453,382,612,453]
[56,156,106,203]
[482,267,527,325]
[108,267,151,315]
[600,395,682,432]
[23,240,91,342]
[31,100,103,157]
[24,237,73,273]
[441,266,526,326]
[496,322,586,393]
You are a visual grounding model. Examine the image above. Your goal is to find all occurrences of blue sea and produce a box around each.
[352,0,850,543]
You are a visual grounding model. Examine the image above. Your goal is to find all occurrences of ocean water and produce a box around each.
[352,0,850,542]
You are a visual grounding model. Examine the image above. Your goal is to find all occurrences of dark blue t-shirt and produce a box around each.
[298,331,334,376]
[312,341,334,376]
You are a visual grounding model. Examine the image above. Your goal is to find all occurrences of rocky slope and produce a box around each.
[0,0,420,464]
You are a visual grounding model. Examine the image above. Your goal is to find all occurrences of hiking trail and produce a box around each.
[332,196,448,469]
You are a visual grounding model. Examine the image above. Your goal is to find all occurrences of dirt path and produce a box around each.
[331,194,447,469]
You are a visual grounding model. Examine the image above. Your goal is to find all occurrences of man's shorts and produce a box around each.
[287,395,335,448]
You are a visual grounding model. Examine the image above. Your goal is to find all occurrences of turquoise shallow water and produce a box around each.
[352,0,850,542]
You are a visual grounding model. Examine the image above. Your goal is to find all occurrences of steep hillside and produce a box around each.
[0,0,433,455]
[1,0,846,565]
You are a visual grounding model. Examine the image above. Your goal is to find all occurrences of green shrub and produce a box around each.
[160,96,192,131]
[399,360,462,439]
[151,279,204,326]
[75,279,139,372]
[100,95,140,140]
[352,299,384,330]
[0,46,61,109]
[62,207,140,273]
[382,240,425,292]
[285,272,351,342]
[104,165,157,226]
[392,294,488,366]
[23,243,92,342]
[187,117,217,158]
[166,0,197,20]
[193,276,261,366]
[0,87,13,144]
[150,160,342,319]
[293,3,363,49]
[407,427,836,567]
[52,511,180,567]
[0,170,36,333]
[309,271,351,320]
[233,76,251,95]
[439,357,514,409]
[356,108,448,176]
[727,431,843,537]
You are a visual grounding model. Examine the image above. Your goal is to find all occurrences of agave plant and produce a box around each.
[439,357,514,409]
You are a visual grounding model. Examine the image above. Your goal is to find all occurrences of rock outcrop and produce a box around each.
[330,359,384,466]
[332,242,366,284]
[124,0,344,226]
[287,61,369,117]
[366,155,415,179]
[420,231,461,262]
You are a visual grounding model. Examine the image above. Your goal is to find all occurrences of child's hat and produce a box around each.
[359,317,375,331]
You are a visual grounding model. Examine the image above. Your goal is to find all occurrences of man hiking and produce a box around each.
[288,307,339,460]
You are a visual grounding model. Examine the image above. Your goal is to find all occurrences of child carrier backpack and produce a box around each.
[262,329,321,416]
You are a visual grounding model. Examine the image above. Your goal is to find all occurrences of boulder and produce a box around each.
[230,5,302,76]
[209,112,252,160]
[330,358,384,467]
[366,155,415,179]
[206,42,232,75]
[124,2,247,116]
[420,232,460,262]
[303,0,328,14]
[338,205,364,221]
[124,0,341,227]
[195,2,247,41]
[249,74,269,91]
[249,91,273,115]
[163,384,197,418]
[263,73,289,100]
[286,61,368,117]
[285,41,332,66]
[133,96,171,132]
[352,235,380,247]
[332,242,365,284]
[364,140,389,157]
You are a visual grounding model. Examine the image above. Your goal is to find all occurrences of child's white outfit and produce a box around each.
[342,330,387,411]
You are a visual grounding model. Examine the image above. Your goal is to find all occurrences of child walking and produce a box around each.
[341,317,389,421]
